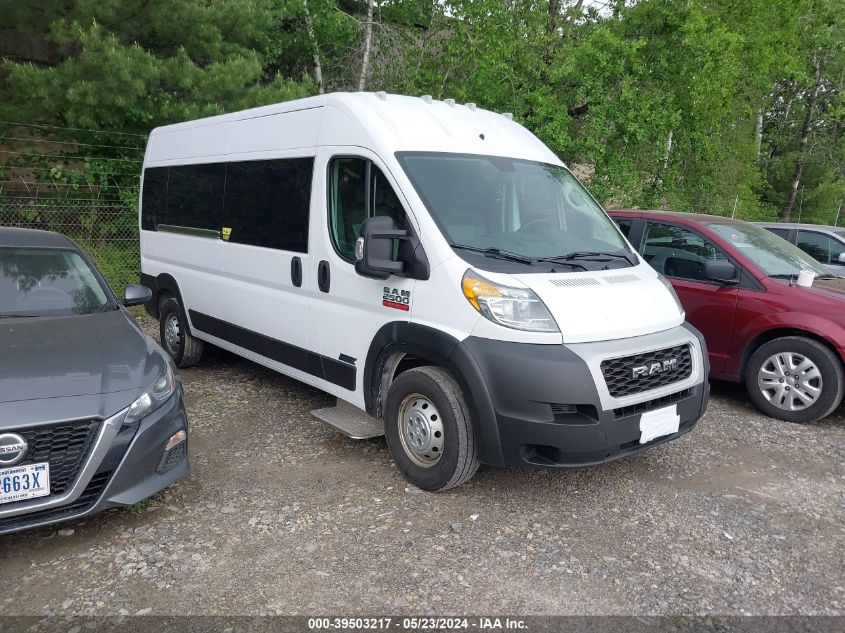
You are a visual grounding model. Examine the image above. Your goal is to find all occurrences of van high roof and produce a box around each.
[145,92,560,167]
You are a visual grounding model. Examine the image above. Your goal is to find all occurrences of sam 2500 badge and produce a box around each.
[382,287,411,311]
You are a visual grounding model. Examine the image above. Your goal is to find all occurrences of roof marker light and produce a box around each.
[502,112,513,120]
[466,102,477,111]
[375,91,387,101]
[444,98,455,107]
[421,95,433,104]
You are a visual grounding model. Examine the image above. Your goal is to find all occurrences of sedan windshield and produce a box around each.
[0,247,115,317]
[396,152,633,268]
[707,223,830,277]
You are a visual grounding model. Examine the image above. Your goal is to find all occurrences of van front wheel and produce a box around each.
[384,366,480,491]
[159,297,204,368]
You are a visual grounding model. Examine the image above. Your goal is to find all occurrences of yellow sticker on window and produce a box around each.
[222,227,232,241]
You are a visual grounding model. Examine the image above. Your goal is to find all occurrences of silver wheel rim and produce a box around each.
[757,352,823,412]
[164,313,181,355]
[397,393,444,468]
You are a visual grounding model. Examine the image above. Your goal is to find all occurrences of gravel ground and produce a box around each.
[1,315,843,616]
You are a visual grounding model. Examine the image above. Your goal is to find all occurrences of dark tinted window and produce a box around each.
[223,158,313,252]
[141,167,167,231]
[765,226,790,239]
[642,222,728,281]
[614,219,633,238]
[166,163,225,231]
[796,230,836,264]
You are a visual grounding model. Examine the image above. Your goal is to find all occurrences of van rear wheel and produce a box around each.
[384,366,479,491]
[159,297,204,368]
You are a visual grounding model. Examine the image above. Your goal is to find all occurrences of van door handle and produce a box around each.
[318,260,330,293]
[291,256,302,288]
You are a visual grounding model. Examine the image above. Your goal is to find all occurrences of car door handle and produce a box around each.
[291,256,302,288]
[318,260,330,293]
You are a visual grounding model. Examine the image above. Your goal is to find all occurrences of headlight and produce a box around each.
[125,363,176,424]
[461,270,559,332]
[657,274,685,317]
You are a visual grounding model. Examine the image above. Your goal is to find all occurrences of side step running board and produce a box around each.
[312,399,384,439]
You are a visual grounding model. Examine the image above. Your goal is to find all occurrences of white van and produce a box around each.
[139,92,709,490]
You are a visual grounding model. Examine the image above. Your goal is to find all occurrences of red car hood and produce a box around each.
[802,277,845,301]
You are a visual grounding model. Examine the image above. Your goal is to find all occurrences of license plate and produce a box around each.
[0,462,50,505]
[639,405,680,444]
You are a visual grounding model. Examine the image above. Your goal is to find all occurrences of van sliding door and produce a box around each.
[217,156,316,371]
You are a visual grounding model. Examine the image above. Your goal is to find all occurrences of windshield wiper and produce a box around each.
[530,257,589,271]
[769,273,837,281]
[0,314,41,318]
[449,243,535,265]
[558,251,635,265]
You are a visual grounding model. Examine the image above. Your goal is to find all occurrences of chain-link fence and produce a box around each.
[0,195,140,292]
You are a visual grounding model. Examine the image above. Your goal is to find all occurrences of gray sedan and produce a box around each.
[0,227,188,534]
[755,222,845,277]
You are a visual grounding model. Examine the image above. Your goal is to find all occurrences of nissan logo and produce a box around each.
[0,433,28,466]
[632,358,678,379]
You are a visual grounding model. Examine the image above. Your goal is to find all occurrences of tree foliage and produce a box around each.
[0,0,842,222]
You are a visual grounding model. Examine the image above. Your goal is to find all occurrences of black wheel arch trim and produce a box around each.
[140,272,192,336]
[364,322,504,466]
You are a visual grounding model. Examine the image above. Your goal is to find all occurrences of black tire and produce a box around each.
[159,296,204,368]
[384,366,480,491]
[745,336,844,423]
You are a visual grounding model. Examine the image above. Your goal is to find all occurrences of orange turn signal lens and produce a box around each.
[462,273,502,311]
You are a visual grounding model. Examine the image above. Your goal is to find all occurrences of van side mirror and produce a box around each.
[704,260,738,285]
[124,284,153,307]
[838,252,845,264]
[355,216,407,280]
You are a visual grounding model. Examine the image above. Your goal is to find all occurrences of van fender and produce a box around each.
[364,322,504,466]
[140,272,193,336]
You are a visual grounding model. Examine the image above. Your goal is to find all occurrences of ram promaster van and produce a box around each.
[139,92,709,490]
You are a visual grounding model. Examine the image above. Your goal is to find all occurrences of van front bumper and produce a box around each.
[0,387,188,535]
[453,324,709,469]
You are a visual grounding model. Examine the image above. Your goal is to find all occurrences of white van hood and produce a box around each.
[511,265,684,344]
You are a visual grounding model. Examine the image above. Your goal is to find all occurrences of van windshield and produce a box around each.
[396,152,633,269]
[0,248,115,317]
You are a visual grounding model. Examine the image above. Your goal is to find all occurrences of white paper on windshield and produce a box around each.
[639,405,680,444]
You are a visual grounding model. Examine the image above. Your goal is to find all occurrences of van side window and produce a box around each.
[141,167,168,231]
[223,158,313,252]
[329,158,406,262]
[642,222,728,282]
[166,163,225,232]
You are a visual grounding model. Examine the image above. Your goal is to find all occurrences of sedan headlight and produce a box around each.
[125,363,176,424]
[462,270,559,332]
[657,274,685,317]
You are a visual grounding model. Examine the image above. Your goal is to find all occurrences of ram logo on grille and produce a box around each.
[632,358,678,378]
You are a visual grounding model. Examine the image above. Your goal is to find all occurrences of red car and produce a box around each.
[609,210,845,423]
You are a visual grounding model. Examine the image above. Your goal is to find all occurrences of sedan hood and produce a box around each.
[512,263,685,343]
[0,310,166,406]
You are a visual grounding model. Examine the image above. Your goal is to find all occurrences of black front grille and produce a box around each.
[9,420,100,499]
[613,388,692,418]
[0,470,112,532]
[601,344,692,398]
